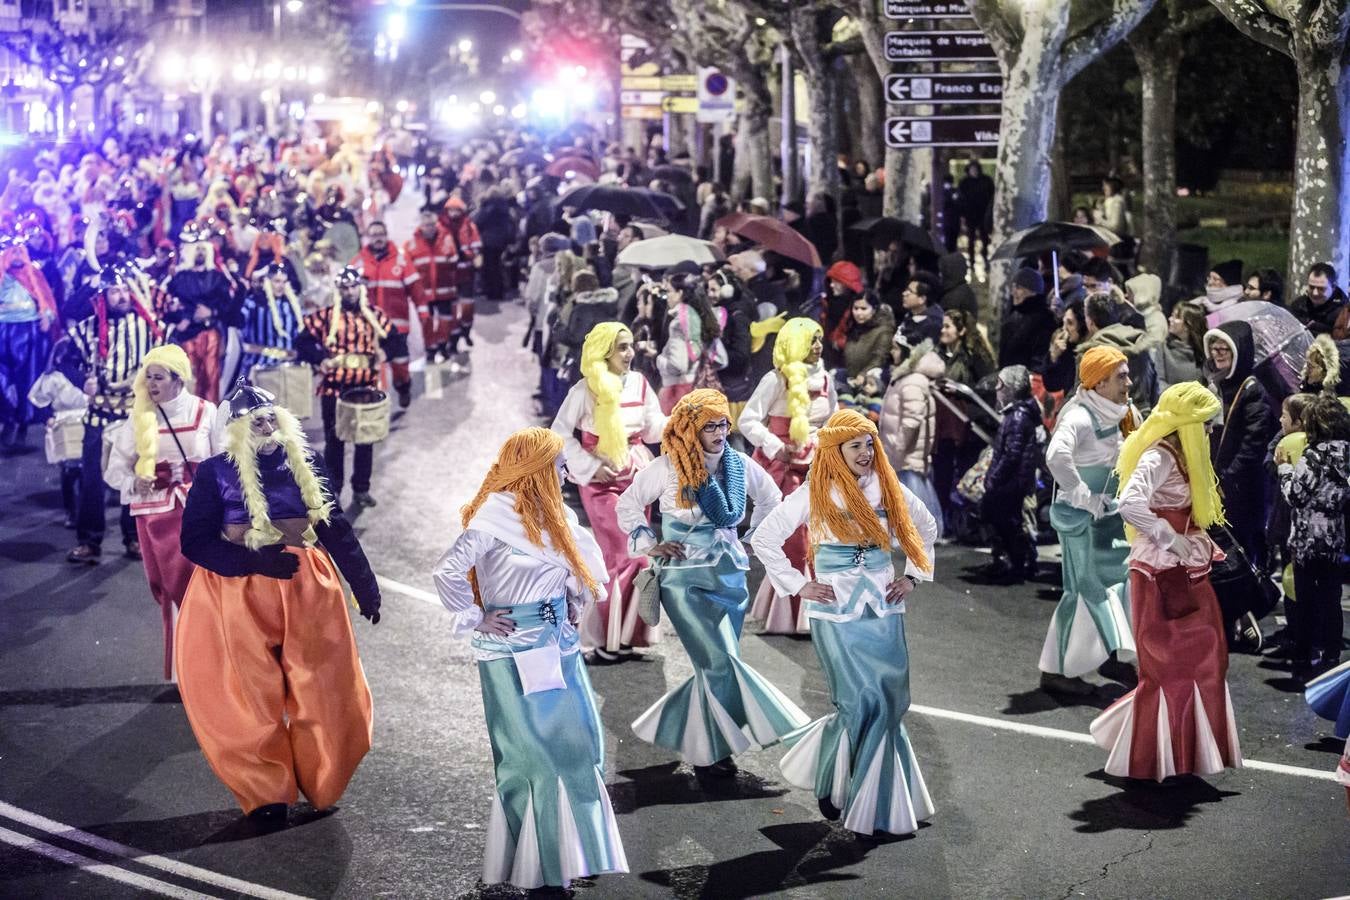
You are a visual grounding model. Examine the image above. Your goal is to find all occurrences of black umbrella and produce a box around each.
[848,216,938,254]
[558,184,683,220]
[991,221,1120,261]
[651,164,694,185]
[499,148,547,168]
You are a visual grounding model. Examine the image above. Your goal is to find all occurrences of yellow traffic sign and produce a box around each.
[661,95,699,114]
[661,74,698,92]
[622,105,665,121]
[621,75,662,91]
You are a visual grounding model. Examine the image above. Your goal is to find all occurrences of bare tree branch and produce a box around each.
[1206,0,1296,54]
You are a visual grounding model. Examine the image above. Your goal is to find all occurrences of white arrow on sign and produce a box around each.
[888,79,909,101]
[889,121,911,144]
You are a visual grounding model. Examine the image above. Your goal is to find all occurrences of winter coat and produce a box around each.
[998,293,1056,371]
[897,303,945,349]
[1280,439,1350,562]
[1125,273,1167,347]
[716,293,757,403]
[1290,287,1348,337]
[986,396,1042,496]
[938,253,979,319]
[1075,322,1160,413]
[557,287,619,355]
[880,348,944,474]
[940,344,995,389]
[473,195,516,248]
[842,304,896,378]
[1207,319,1279,486]
[1153,333,1203,392]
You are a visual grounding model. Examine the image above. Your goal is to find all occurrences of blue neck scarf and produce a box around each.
[692,450,746,527]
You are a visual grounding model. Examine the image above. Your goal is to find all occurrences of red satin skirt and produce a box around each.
[135,505,194,679]
[579,474,655,652]
[181,329,221,403]
[749,439,811,634]
[176,547,373,813]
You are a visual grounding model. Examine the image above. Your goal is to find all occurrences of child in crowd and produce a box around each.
[27,341,88,529]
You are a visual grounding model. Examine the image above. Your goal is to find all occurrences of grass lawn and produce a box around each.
[1177,226,1289,275]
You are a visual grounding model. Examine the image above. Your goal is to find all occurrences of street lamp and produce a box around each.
[458,38,473,53]
[508,47,523,62]
[285,0,303,11]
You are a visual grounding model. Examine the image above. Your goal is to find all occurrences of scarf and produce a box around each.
[692,449,746,527]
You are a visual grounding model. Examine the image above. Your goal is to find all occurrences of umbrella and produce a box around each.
[615,234,723,269]
[848,216,938,253]
[1206,300,1313,395]
[545,156,600,181]
[651,164,694,185]
[715,212,822,268]
[500,148,547,168]
[558,184,683,220]
[991,222,1120,261]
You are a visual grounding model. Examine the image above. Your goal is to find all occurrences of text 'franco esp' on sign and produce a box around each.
[885,73,1003,104]
[884,31,995,62]
[885,115,1000,149]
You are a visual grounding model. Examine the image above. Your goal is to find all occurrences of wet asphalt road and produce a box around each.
[1,194,1348,900]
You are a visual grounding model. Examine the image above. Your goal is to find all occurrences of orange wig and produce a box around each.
[661,388,730,509]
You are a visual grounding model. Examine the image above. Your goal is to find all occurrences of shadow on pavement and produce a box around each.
[638,820,870,899]
[1303,735,1346,755]
[1066,770,1239,833]
[611,762,788,813]
[0,684,180,708]
[1002,685,1120,715]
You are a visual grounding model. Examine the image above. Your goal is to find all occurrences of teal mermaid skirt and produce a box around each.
[779,608,935,835]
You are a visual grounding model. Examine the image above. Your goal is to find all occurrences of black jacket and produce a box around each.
[938,253,979,319]
[1209,320,1278,485]
[717,293,757,402]
[987,396,1042,496]
[1290,288,1348,336]
[998,293,1056,371]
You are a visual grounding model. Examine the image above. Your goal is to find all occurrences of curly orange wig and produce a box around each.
[461,427,601,602]
[661,388,730,509]
[808,409,931,573]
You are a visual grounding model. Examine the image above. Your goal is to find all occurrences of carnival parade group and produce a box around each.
[1,128,1348,894]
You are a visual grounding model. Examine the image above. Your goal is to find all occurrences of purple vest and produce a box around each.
[216,450,312,524]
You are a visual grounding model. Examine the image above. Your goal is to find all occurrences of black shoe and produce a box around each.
[1231,612,1264,654]
[1021,560,1040,580]
[123,540,141,561]
[974,559,1023,583]
[583,648,620,666]
[396,384,412,409]
[244,802,288,834]
[350,492,377,509]
[818,796,842,821]
[1098,655,1138,686]
[694,757,738,778]
[425,349,439,365]
[1040,672,1096,696]
[67,543,101,564]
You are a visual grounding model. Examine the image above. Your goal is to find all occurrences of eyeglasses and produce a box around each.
[701,421,732,435]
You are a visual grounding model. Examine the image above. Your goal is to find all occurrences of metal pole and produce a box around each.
[779,43,797,211]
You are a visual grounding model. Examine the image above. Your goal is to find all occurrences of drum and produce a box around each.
[45,418,84,465]
[335,387,390,445]
[250,363,314,419]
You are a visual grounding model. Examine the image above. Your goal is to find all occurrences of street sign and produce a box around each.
[885,115,1000,148]
[620,90,665,106]
[697,67,735,124]
[621,75,662,91]
[661,95,699,114]
[885,0,973,17]
[884,31,995,62]
[885,73,1002,104]
[661,74,698,92]
[622,105,665,121]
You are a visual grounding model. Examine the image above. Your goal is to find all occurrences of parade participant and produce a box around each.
[432,427,627,891]
[176,379,380,826]
[616,389,808,773]
[442,196,481,350]
[751,409,937,838]
[551,321,666,662]
[1040,347,1138,694]
[104,345,220,679]
[164,227,232,402]
[65,265,165,563]
[0,238,59,448]
[404,204,459,364]
[296,266,402,509]
[237,262,303,378]
[739,317,838,633]
[1090,382,1243,782]
[350,220,420,407]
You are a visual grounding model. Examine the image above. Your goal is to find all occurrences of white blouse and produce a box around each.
[104,391,222,515]
[750,472,938,620]
[614,450,783,557]
[550,371,667,486]
[738,366,837,462]
[1117,445,1220,570]
[1046,389,1132,510]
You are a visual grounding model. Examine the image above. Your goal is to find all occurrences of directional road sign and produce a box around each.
[884,30,995,62]
[885,115,1000,148]
[885,73,1003,104]
[661,95,699,114]
[885,0,974,17]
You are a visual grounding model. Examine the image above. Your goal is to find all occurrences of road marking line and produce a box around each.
[377,575,1339,783]
[0,825,217,899]
[0,801,311,900]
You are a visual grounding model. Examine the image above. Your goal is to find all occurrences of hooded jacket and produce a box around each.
[1076,322,1160,413]
[987,395,1042,496]
[880,343,945,473]
[1280,439,1350,561]
[998,291,1056,371]
[1204,319,1278,484]
[1125,273,1167,347]
[938,253,978,319]
[842,304,897,378]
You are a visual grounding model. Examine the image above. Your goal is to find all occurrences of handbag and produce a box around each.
[511,642,566,695]
[1207,523,1280,622]
[635,561,662,627]
[956,446,993,503]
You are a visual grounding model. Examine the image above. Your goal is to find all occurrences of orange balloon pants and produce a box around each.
[175,547,373,814]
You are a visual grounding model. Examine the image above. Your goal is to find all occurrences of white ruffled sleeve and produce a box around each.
[616,457,666,555]
[750,483,811,598]
[550,382,601,486]
[898,482,938,582]
[1117,448,1179,550]
[431,529,494,637]
[739,371,783,459]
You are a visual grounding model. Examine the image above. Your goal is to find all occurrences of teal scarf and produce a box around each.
[692,450,746,527]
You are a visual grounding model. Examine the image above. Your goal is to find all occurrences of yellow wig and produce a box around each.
[809,409,931,573]
[661,388,729,509]
[580,321,633,469]
[773,317,824,446]
[1115,381,1226,529]
[263,271,304,334]
[461,427,601,603]
[327,284,388,347]
[224,406,334,548]
[130,345,194,480]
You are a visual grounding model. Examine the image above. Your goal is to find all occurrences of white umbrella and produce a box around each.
[615,234,723,269]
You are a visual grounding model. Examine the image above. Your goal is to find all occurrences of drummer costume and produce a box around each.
[164,229,232,402]
[177,381,380,820]
[237,263,303,377]
[404,208,459,362]
[739,318,838,634]
[551,322,667,658]
[65,267,166,562]
[432,428,628,890]
[616,389,809,768]
[297,268,402,502]
[1040,348,1138,681]
[1090,383,1243,781]
[752,410,938,836]
[104,345,221,678]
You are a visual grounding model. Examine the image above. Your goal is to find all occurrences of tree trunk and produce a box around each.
[1286,50,1350,289]
[740,68,776,202]
[1048,99,1071,220]
[1131,29,1181,282]
[802,67,840,202]
[851,54,886,170]
[732,110,752,202]
[883,144,930,221]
